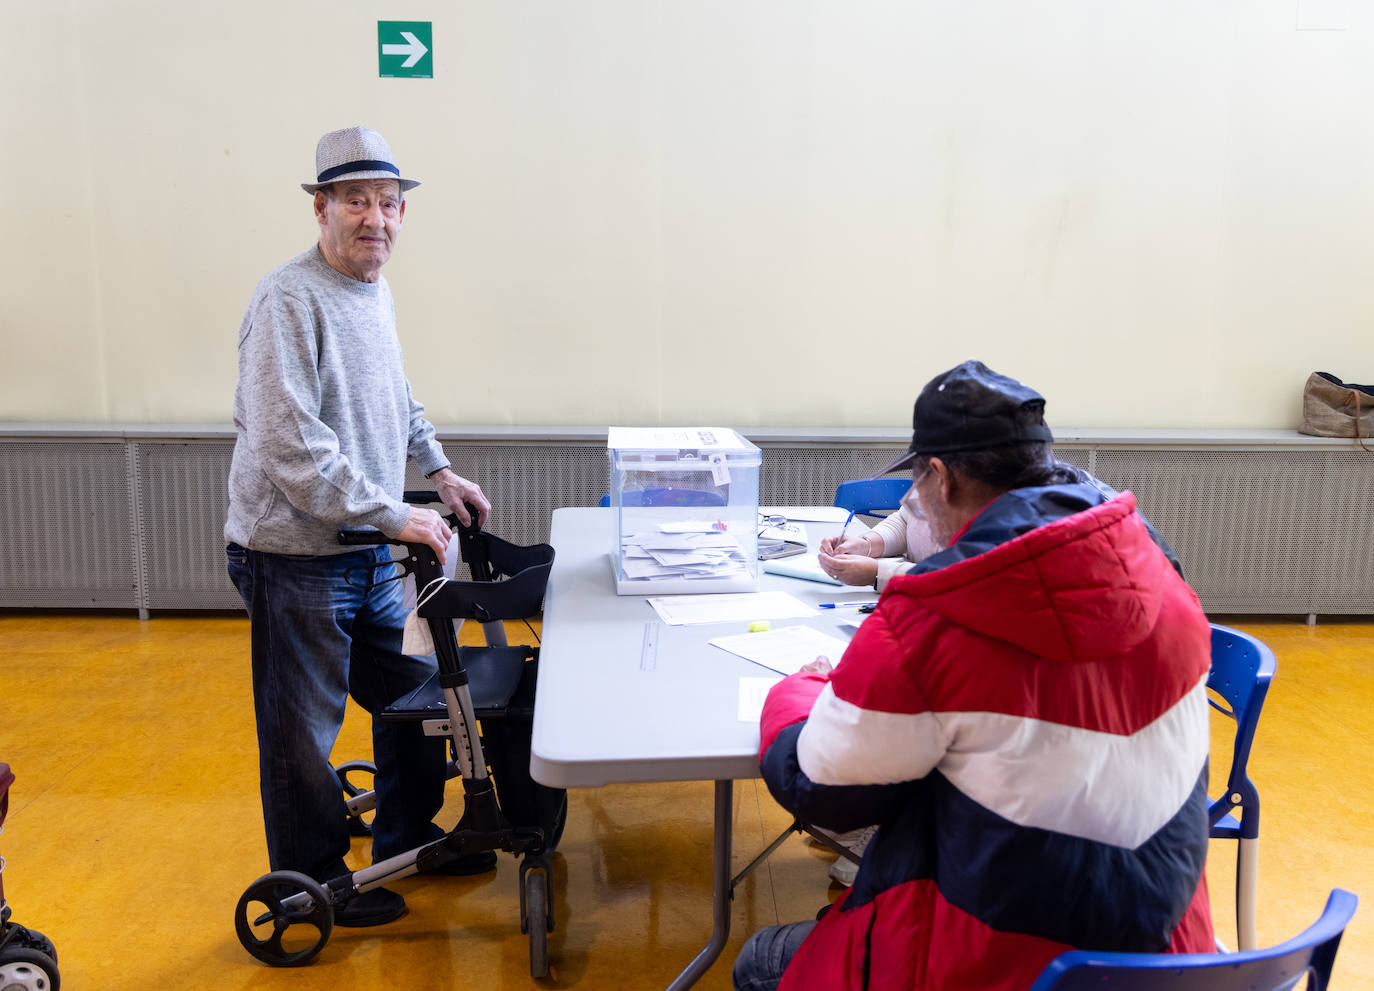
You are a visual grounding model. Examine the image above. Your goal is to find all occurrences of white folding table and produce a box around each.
[530,507,869,989]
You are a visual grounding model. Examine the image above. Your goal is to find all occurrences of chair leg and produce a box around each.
[1236,837,1259,951]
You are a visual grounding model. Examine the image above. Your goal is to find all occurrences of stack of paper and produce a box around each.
[620,520,751,584]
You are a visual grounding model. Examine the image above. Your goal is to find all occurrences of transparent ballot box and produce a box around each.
[607,427,762,595]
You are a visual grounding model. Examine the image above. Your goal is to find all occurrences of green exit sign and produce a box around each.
[378,21,432,79]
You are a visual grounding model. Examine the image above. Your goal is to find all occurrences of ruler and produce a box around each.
[640,622,660,671]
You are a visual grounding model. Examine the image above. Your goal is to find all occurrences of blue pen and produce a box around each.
[818,600,878,609]
[835,509,856,545]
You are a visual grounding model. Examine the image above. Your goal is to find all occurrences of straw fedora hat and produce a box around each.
[301,126,421,194]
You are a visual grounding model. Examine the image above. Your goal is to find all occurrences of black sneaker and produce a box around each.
[333,886,407,927]
[433,849,499,876]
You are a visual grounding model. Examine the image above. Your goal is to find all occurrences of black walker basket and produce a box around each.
[381,520,567,853]
[234,499,564,976]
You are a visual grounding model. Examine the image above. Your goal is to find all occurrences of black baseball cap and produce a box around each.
[874,360,1054,476]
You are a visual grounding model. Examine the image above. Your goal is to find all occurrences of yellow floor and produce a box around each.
[1,612,1369,989]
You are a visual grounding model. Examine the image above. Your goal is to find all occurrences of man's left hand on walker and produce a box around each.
[430,468,492,527]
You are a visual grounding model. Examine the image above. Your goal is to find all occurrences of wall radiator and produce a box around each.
[1,427,1370,619]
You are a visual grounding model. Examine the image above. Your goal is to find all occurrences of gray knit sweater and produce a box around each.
[224,246,448,555]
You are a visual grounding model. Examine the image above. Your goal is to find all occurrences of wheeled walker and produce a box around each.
[233,499,565,975]
[0,763,60,990]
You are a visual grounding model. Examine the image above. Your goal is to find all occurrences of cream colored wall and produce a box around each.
[2,1,1370,429]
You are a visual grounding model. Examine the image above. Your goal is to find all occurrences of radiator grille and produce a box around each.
[135,442,241,610]
[3,434,1371,616]
[1093,449,1374,614]
[0,440,138,607]
[759,446,908,505]
[435,442,607,546]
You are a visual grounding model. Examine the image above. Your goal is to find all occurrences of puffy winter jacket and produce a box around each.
[759,483,1215,990]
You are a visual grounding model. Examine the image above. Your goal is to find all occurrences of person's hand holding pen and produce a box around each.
[818,510,883,585]
[819,508,886,557]
[819,533,876,557]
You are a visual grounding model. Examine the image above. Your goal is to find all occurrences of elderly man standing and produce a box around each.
[225,126,492,927]
[735,360,1215,990]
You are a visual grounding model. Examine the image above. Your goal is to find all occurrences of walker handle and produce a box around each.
[337,527,398,546]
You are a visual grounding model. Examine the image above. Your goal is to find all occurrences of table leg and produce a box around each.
[666,779,733,990]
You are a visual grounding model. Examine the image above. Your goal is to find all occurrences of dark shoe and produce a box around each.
[333,886,407,927]
[433,849,499,876]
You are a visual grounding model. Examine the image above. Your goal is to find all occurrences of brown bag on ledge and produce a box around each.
[1299,372,1374,441]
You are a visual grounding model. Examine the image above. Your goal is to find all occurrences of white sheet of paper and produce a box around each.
[646,591,817,626]
[710,625,851,676]
[738,675,784,721]
[762,554,843,586]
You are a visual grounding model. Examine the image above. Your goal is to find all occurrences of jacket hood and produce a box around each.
[888,485,1170,662]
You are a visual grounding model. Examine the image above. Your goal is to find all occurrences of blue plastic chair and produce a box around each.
[1027,888,1357,991]
[598,487,725,508]
[832,477,911,519]
[1208,623,1277,951]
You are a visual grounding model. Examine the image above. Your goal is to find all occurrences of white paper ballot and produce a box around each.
[648,548,720,566]
[658,520,726,534]
[738,675,784,721]
[631,532,704,550]
[710,625,851,676]
[646,591,817,626]
[622,557,688,579]
[688,532,743,549]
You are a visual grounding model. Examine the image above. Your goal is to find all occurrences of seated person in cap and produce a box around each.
[818,442,1182,593]
[734,360,1214,991]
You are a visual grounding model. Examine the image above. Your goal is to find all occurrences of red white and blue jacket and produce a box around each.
[759,484,1215,990]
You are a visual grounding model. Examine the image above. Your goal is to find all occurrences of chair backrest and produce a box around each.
[1207,623,1277,837]
[833,477,911,518]
[1027,889,1358,991]
[598,487,725,508]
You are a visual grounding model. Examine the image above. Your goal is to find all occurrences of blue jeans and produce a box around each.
[227,543,446,880]
[733,920,816,991]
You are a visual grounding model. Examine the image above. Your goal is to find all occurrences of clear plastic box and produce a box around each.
[607,427,761,595]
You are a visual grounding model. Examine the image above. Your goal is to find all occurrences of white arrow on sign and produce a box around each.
[382,31,428,68]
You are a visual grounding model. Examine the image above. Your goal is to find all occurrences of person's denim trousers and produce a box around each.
[733,920,816,991]
[227,543,446,880]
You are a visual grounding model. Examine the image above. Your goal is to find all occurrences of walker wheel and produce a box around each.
[336,760,377,836]
[234,870,334,967]
[0,944,60,991]
[524,869,549,978]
